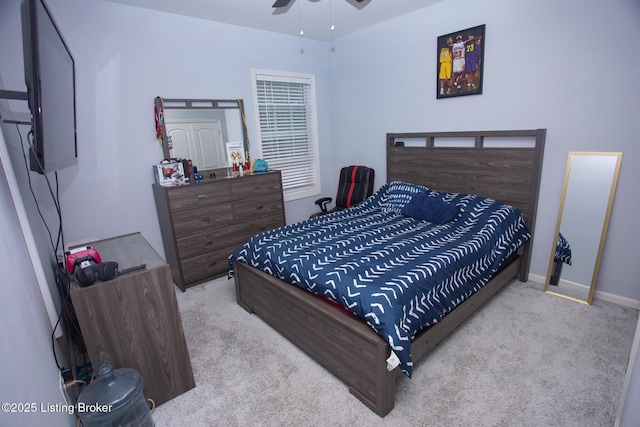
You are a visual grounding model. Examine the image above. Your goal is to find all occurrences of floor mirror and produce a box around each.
[544,151,623,305]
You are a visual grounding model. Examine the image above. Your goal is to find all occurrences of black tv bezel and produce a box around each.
[21,0,78,175]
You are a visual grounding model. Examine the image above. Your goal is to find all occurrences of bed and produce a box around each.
[550,232,572,285]
[555,232,572,265]
[230,129,546,416]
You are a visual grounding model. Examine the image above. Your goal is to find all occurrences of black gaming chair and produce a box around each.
[311,165,375,218]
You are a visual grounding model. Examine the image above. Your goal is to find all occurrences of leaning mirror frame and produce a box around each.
[544,151,623,305]
[155,97,250,179]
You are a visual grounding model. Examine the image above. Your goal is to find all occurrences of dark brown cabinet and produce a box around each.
[153,171,285,290]
[69,233,195,406]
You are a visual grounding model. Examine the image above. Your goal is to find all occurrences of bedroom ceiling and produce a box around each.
[102,0,444,41]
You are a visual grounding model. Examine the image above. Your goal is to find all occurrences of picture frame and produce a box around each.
[226,141,245,166]
[437,24,485,99]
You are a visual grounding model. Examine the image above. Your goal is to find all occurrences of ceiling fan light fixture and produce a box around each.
[298,0,303,36]
[330,0,335,31]
[273,0,371,39]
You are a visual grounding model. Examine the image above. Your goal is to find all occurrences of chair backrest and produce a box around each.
[335,165,375,209]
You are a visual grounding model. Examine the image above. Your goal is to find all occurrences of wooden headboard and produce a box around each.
[386,129,546,279]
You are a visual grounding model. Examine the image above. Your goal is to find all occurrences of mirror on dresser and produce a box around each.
[544,152,623,305]
[154,97,249,176]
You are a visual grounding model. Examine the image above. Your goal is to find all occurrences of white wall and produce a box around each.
[617,313,640,426]
[1,3,73,424]
[0,129,73,427]
[328,0,640,301]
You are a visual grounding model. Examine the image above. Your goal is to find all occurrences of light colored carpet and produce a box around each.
[152,278,637,427]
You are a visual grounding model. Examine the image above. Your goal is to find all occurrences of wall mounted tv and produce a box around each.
[21,0,78,174]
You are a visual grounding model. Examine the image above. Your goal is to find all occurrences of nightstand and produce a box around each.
[69,232,195,406]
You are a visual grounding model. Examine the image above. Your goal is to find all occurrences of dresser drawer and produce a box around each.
[232,213,285,241]
[172,204,233,236]
[180,250,231,283]
[231,173,282,200]
[176,213,285,259]
[167,181,230,211]
[233,194,284,223]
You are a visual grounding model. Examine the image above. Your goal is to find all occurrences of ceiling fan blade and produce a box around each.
[272,0,293,7]
[273,0,366,10]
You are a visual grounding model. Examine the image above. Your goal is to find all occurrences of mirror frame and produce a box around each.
[154,97,249,177]
[544,151,623,305]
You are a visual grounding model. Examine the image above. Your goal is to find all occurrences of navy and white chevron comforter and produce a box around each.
[555,232,572,265]
[230,182,530,377]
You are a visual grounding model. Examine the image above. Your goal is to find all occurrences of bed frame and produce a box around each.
[234,129,546,416]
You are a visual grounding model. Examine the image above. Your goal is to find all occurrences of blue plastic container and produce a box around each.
[77,364,154,427]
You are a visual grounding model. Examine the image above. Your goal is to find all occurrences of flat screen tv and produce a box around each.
[21,0,77,174]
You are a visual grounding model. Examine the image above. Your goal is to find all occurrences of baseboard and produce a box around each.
[527,273,547,285]
[597,292,640,310]
[528,273,640,310]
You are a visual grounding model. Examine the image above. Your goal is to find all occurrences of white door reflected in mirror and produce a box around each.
[156,98,249,175]
[165,120,225,170]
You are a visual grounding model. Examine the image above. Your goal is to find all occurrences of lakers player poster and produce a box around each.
[437,25,485,99]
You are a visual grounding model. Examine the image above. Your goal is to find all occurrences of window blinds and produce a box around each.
[255,76,319,197]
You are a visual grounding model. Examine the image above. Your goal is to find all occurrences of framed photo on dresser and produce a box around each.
[437,24,485,99]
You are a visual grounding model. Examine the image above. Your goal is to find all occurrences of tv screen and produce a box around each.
[21,0,77,174]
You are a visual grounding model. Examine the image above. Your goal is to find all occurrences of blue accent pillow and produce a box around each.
[381,181,430,213]
[401,192,459,225]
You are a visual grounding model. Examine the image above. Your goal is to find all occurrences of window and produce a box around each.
[252,69,320,201]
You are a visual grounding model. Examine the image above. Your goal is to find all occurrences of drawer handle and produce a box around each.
[196,194,207,199]
[208,261,218,267]
[256,205,264,210]
[201,216,210,222]
[204,240,213,246]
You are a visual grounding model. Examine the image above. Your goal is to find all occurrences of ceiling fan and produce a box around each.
[273,0,366,8]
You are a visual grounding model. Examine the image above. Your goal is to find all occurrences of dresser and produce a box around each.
[69,233,195,406]
[153,171,285,291]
